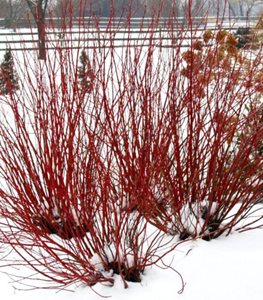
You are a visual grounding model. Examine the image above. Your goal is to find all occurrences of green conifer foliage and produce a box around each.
[0,48,19,95]
[77,49,95,94]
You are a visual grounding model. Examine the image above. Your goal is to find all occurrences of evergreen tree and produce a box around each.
[78,49,95,94]
[0,48,19,95]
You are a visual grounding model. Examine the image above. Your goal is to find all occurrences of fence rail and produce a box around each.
[0,15,259,29]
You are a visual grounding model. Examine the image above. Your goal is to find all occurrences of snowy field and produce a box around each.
[1,213,263,300]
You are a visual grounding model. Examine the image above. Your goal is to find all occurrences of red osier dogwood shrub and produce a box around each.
[95,17,263,241]
[141,27,263,240]
[0,4,186,290]
[0,0,262,292]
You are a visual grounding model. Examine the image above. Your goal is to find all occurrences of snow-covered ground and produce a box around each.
[1,221,263,300]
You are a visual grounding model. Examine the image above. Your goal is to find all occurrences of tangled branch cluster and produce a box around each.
[0,4,262,292]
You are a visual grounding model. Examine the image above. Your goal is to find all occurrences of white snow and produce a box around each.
[1,213,263,300]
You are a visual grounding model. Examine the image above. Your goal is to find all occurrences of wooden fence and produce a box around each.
[0,16,260,52]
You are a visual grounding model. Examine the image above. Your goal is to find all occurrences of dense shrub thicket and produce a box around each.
[0,0,262,292]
